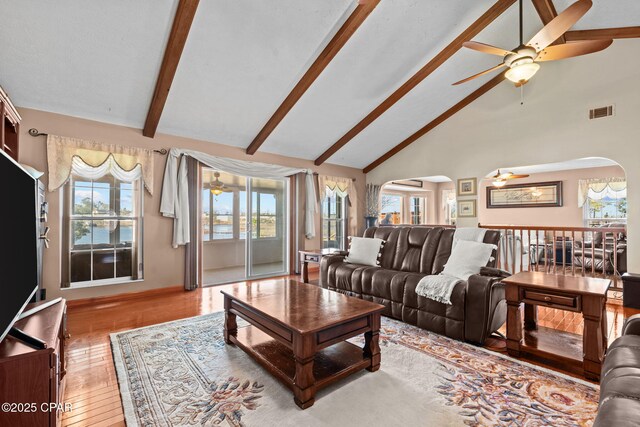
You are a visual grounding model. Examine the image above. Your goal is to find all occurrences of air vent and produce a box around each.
[589,105,614,120]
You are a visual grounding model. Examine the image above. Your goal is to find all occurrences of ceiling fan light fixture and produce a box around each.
[492,179,507,187]
[505,61,540,85]
[211,188,223,196]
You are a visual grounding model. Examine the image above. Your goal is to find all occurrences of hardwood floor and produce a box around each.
[61,271,640,426]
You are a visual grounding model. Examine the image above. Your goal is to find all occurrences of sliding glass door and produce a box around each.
[201,169,288,285]
[247,177,288,278]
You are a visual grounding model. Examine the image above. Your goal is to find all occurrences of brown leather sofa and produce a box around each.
[320,226,508,345]
[594,314,640,427]
[573,224,627,275]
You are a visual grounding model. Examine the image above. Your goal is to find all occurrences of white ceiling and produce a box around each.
[485,157,620,177]
[0,0,637,169]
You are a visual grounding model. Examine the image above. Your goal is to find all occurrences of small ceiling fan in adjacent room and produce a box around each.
[208,172,233,196]
[452,0,613,87]
[489,170,530,187]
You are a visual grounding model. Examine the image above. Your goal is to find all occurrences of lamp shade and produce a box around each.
[505,62,540,84]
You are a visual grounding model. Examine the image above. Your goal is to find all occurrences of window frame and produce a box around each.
[409,196,426,225]
[321,189,347,250]
[583,189,627,228]
[63,174,144,289]
[379,192,404,225]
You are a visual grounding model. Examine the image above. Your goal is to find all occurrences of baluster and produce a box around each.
[581,231,586,277]
[511,228,516,274]
[497,230,502,270]
[520,229,524,273]
[591,230,596,277]
[612,232,619,280]
[552,230,557,274]
[562,230,566,275]
[571,230,575,276]
[544,230,548,272]
[527,229,531,271]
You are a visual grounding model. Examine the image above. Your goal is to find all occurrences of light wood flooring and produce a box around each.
[61,270,639,427]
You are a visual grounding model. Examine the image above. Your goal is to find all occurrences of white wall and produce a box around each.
[367,39,640,270]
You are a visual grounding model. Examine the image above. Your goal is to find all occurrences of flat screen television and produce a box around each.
[0,149,39,345]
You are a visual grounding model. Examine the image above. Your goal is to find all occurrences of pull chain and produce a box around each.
[520,84,524,106]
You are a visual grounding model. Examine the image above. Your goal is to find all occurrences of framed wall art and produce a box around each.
[457,177,477,196]
[486,181,563,209]
[457,200,476,217]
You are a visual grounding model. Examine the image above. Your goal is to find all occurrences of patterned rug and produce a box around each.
[111,312,598,426]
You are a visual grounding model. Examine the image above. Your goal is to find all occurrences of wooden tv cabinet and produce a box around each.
[0,299,68,427]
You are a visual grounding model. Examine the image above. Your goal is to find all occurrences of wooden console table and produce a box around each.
[503,272,610,381]
[299,248,345,283]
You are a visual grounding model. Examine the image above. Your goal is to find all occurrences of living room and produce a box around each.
[1,1,639,426]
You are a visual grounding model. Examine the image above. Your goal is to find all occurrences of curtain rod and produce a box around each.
[312,172,356,182]
[27,128,168,155]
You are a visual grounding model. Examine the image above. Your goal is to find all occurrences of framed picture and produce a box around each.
[457,177,477,196]
[487,181,563,208]
[457,200,476,217]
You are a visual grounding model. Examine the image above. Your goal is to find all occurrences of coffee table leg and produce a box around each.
[293,334,316,409]
[223,297,237,345]
[364,314,381,372]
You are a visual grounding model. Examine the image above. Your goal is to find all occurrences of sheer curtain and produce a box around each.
[160,148,317,248]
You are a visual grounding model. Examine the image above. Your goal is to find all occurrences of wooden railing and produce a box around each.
[479,224,627,291]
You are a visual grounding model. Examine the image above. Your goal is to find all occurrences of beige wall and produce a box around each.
[479,165,625,227]
[17,108,365,301]
[367,39,640,271]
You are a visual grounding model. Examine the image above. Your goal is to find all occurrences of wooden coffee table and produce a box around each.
[503,271,611,380]
[221,280,384,409]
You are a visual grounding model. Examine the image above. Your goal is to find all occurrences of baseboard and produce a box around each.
[67,285,185,309]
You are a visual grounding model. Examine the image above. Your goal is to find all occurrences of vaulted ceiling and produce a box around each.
[1,0,638,171]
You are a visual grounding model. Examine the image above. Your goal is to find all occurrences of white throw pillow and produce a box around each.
[442,240,497,280]
[344,237,385,267]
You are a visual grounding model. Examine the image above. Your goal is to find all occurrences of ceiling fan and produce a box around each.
[453,0,613,87]
[489,170,530,187]
[208,172,232,196]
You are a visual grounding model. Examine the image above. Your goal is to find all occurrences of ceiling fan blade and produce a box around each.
[463,41,516,57]
[536,39,612,61]
[527,0,592,51]
[507,174,530,179]
[452,63,506,86]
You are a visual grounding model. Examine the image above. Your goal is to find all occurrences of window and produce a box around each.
[252,191,279,239]
[409,197,425,225]
[322,189,346,249]
[66,174,143,287]
[442,190,456,225]
[583,182,627,227]
[379,193,403,225]
[202,191,235,240]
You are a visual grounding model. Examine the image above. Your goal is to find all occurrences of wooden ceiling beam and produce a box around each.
[143,0,200,138]
[565,26,640,41]
[245,0,381,155]
[531,0,566,43]
[362,73,506,174]
[313,0,516,166]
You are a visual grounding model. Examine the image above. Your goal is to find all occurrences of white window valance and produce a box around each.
[318,175,358,237]
[318,175,355,200]
[578,177,626,207]
[46,135,154,194]
[160,148,317,248]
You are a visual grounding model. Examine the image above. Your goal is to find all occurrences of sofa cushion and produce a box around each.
[443,240,496,280]
[327,262,374,295]
[391,227,443,274]
[345,236,385,266]
[363,227,400,269]
[595,396,640,427]
[432,228,455,274]
[602,335,640,378]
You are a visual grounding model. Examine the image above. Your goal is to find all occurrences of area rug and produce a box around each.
[110,312,598,426]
